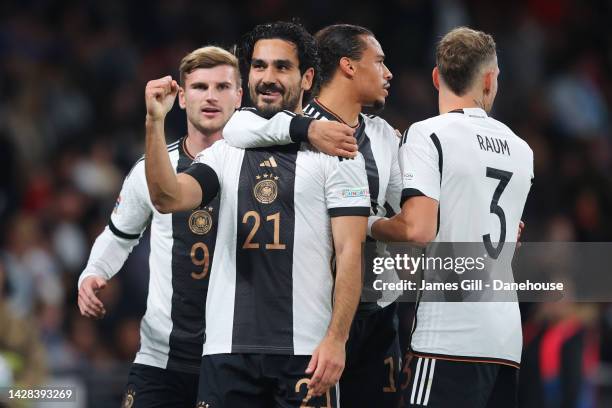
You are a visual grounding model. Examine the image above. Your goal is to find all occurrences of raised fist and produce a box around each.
[145,75,179,120]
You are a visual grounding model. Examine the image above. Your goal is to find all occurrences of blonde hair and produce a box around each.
[436,27,496,96]
[179,46,241,87]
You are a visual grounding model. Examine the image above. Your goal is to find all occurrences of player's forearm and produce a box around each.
[371,215,433,245]
[145,116,181,213]
[223,110,313,148]
[78,226,138,288]
[328,244,362,342]
[327,225,365,341]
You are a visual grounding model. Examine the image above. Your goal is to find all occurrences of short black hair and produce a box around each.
[314,24,374,90]
[239,21,320,77]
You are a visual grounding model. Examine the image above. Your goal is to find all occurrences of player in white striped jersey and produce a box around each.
[371,27,533,408]
[143,22,369,407]
[222,24,404,407]
[77,46,242,407]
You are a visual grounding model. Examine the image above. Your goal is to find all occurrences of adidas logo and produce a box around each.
[259,156,278,168]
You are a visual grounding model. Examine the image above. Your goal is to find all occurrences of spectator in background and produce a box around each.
[0,257,47,394]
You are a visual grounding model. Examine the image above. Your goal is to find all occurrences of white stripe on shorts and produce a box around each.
[410,357,423,404]
[423,358,436,406]
[416,358,430,404]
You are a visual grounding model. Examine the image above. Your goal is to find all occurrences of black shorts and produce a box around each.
[122,363,199,408]
[197,354,338,408]
[400,354,518,408]
[340,304,401,407]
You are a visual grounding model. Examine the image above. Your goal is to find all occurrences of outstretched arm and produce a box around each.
[78,162,152,318]
[223,109,358,157]
[370,196,438,245]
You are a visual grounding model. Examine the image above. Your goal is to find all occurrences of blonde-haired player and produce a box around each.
[77,46,242,407]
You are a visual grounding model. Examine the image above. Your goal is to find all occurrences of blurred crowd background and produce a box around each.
[0,0,611,406]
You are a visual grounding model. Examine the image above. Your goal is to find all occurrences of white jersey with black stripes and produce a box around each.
[222,102,403,310]
[399,107,534,366]
[78,137,217,373]
[184,132,371,356]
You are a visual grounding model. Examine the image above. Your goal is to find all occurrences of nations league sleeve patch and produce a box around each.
[341,188,370,198]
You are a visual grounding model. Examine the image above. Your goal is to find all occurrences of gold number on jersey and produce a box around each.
[190,242,210,279]
[242,211,261,249]
[295,378,332,408]
[383,356,397,392]
[265,212,286,249]
[400,352,414,391]
[241,211,286,250]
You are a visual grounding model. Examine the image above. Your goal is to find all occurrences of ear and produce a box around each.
[483,70,493,95]
[235,87,243,109]
[178,86,186,109]
[301,67,314,92]
[432,67,440,91]
[339,56,355,79]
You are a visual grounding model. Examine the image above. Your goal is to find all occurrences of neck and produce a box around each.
[292,94,305,115]
[317,83,361,126]
[438,89,486,115]
[184,121,223,157]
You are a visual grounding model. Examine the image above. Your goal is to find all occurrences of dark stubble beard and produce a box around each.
[249,82,301,119]
[371,99,385,113]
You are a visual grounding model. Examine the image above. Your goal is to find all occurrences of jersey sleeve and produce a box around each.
[109,162,152,239]
[325,153,371,217]
[399,124,441,206]
[385,126,403,215]
[78,162,152,287]
[184,140,225,207]
[222,108,314,148]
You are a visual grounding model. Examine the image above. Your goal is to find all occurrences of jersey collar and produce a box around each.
[305,98,366,143]
[449,107,488,118]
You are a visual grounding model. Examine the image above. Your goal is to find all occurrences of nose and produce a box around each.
[261,66,277,85]
[205,87,218,101]
[384,63,393,81]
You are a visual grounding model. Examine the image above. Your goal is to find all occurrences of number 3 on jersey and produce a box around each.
[483,167,513,259]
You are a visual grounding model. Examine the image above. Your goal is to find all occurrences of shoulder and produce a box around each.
[400,113,463,147]
[362,113,393,133]
[362,114,401,146]
[235,107,298,119]
[196,139,231,157]
[126,139,181,179]
[489,117,533,153]
[415,113,459,134]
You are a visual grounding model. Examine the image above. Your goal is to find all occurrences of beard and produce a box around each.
[372,98,386,112]
[249,82,301,119]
